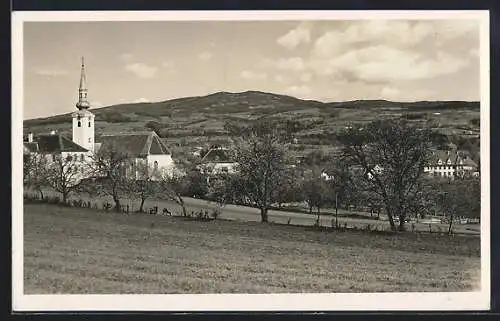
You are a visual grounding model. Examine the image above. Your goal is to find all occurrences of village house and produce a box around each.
[197,146,238,183]
[424,148,479,179]
[23,131,94,185]
[23,57,175,184]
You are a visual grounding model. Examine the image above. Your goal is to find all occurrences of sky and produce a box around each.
[23,19,480,119]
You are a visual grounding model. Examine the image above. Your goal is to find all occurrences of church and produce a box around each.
[23,58,176,182]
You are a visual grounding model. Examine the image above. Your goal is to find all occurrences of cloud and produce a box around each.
[91,101,105,108]
[240,70,268,81]
[199,51,213,61]
[119,53,133,62]
[277,22,312,50]
[300,73,312,82]
[276,57,306,72]
[307,20,478,82]
[274,74,288,83]
[34,67,68,77]
[132,97,150,103]
[125,63,158,79]
[285,85,312,98]
[380,86,435,101]
[380,87,401,100]
[161,61,177,74]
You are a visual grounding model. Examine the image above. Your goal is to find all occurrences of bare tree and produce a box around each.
[156,155,202,217]
[87,149,132,212]
[435,177,480,234]
[158,170,190,217]
[46,154,83,204]
[23,153,49,200]
[129,162,161,212]
[337,120,432,231]
[224,119,292,222]
[300,167,330,215]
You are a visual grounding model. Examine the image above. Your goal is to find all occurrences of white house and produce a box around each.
[23,132,93,185]
[424,149,479,179]
[196,147,238,184]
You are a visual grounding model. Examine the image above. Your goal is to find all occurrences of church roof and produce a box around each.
[201,147,234,163]
[27,134,89,153]
[97,131,171,158]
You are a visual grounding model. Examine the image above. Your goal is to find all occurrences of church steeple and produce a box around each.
[76,57,90,110]
[72,57,95,152]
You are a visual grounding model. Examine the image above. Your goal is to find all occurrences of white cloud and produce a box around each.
[277,22,312,50]
[274,74,288,83]
[119,53,133,62]
[380,87,401,100]
[380,86,435,101]
[285,85,312,98]
[307,20,477,82]
[199,51,213,61]
[133,97,150,103]
[240,70,268,81]
[34,67,68,77]
[125,63,158,79]
[91,101,105,108]
[276,57,306,72]
[300,73,312,82]
[161,61,177,74]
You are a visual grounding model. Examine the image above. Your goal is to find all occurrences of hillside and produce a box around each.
[23,91,480,158]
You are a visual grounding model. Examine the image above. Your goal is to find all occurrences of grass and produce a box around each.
[24,203,481,294]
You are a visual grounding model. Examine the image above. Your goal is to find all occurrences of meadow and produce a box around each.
[24,203,481,294]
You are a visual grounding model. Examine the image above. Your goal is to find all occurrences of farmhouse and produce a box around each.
[23,57,175,183]
[196,146,238,183]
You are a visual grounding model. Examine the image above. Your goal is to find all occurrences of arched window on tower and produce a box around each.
[88,122,91,127]
[77,121,81,127]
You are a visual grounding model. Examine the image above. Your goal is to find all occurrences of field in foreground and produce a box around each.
[24,204,481,294]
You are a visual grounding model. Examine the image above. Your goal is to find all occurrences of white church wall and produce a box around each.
[147,154,176,179]
[72,112,95,152]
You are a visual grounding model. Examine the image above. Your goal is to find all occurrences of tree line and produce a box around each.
[23,119,480,233]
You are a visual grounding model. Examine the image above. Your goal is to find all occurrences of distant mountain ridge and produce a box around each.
[25,90,479,127]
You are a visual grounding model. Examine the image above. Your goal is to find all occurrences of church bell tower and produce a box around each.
[72,57,95,152]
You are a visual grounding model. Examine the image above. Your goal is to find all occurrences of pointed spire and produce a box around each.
[76,56,90,110]
[79,57,86,90]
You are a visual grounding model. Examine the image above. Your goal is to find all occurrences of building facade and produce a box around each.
[424,149,479,178]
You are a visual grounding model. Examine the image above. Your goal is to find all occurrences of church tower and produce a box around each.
[72,57,95,152]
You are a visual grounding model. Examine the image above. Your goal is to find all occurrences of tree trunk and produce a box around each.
[139,197,145,212]
[448,212,454,234]
[335,193,338,228]
[114,197,121,212]
[386,207,397,231]
[38,188,44,200]
[178,196,187,217]
[62,192,68,205]
[260,207,269,223]
[398,218,406,232]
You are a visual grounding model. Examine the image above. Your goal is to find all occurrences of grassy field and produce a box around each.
[24,203,481,294]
